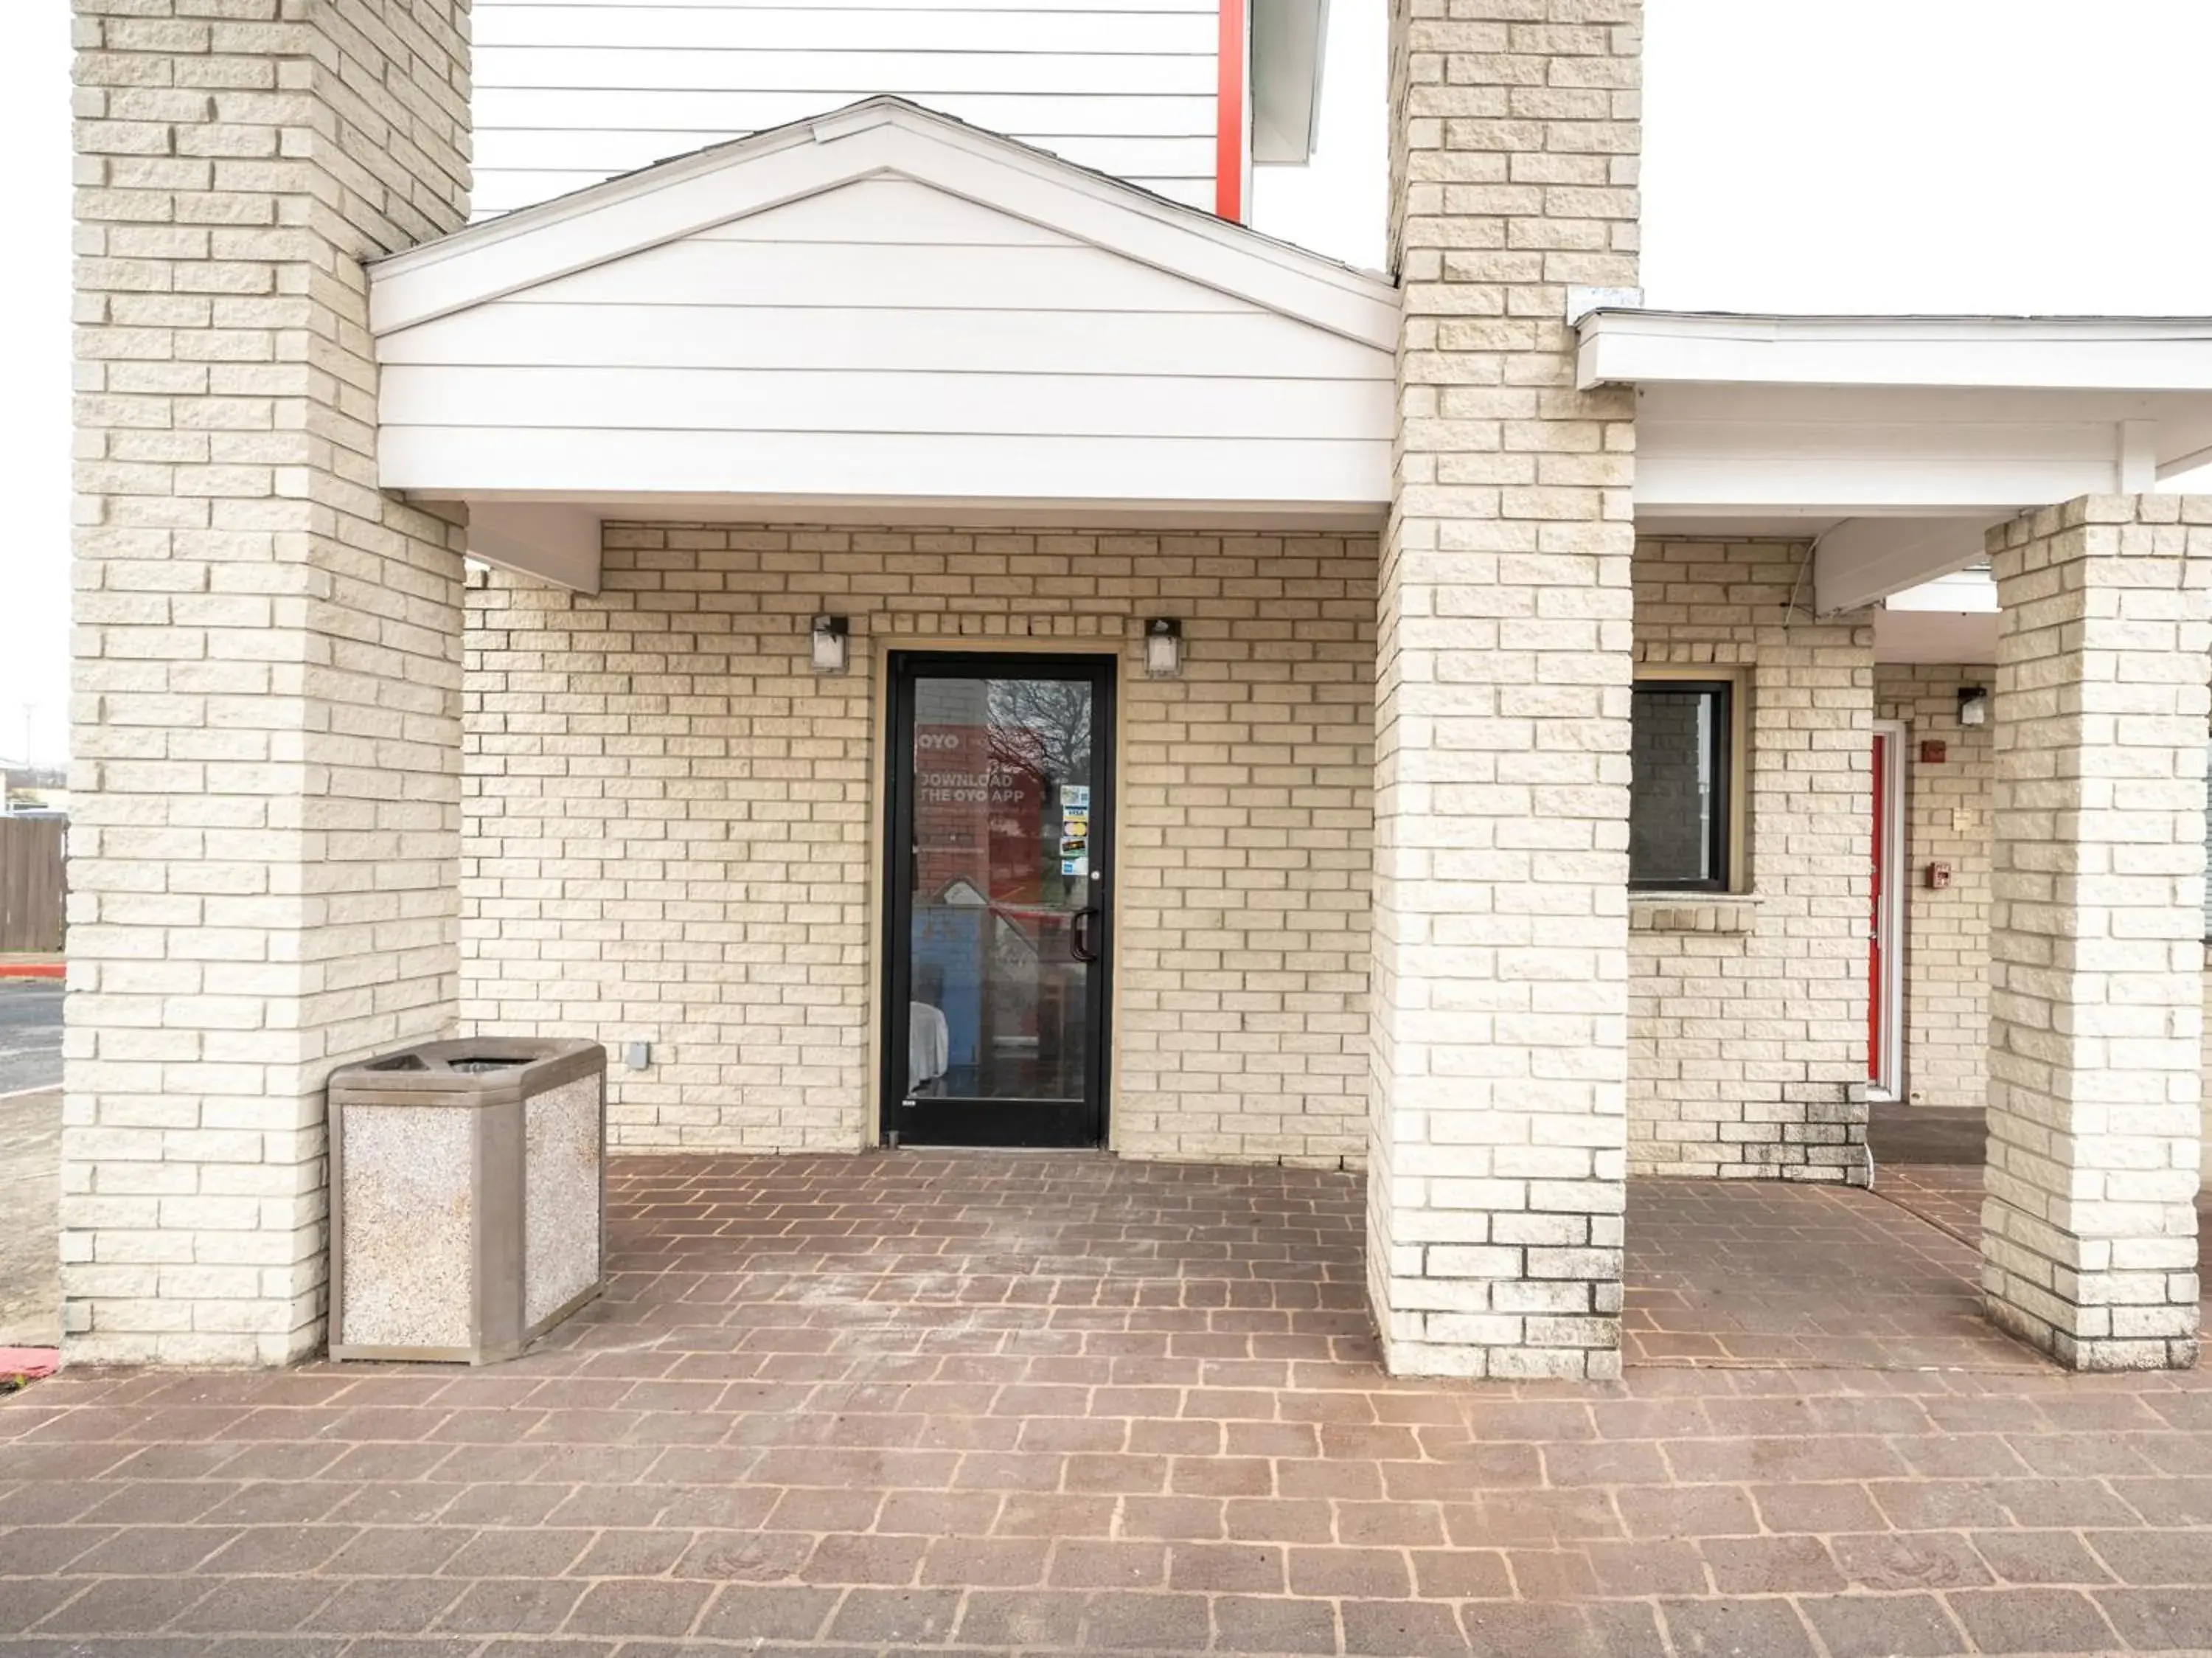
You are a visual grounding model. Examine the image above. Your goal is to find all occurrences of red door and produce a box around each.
[1868,732,1887,1081]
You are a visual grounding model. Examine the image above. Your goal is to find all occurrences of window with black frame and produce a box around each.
[1629,679,1733,891]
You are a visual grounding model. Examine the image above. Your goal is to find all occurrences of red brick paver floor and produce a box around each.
[1867,1159,2212,1328]
[1623,1177,2048,1373]
[3,1153,2211,1656]
[1875,1163,1986,1246]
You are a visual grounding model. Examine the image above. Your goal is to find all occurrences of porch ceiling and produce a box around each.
[384,155,2212,607]
[1585,310,2212,613]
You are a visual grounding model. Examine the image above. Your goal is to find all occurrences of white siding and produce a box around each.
[473,1,1223,218]
[377,176,1391,509]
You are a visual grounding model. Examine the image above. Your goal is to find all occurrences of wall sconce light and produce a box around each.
[1957,684,1988,727]
[1144,617,1183,679]
[810,614,849,676]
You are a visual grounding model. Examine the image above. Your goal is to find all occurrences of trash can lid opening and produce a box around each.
[448,1057,528,1073]
[366,1053,429,1071]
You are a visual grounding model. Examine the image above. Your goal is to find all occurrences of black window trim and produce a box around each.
[1629,677,1733,894]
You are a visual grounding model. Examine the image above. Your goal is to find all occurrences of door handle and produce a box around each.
[1071,906,1101,963]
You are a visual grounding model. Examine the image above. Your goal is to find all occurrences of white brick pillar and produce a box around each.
[1368,1,1640,1379]
[67,0,471,1364]
[1984,494,2211,1372]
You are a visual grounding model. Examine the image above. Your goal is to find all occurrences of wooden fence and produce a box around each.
[0,817,65,954]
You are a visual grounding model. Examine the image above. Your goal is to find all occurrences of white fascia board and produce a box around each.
[371,96,1397,347]
[428,490,1385,533]
[1814,515,1997,615]
[1578,310,2212,394]
[373,125,873,335]
[386,427,1388,508]
[1632,456,2120,516]
[465,502,603,594]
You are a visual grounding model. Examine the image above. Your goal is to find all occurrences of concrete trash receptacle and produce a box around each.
[329,1038,606,1363]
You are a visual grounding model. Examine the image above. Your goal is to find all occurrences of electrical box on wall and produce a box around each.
[1920,740,1947,764]
[1927,862,1953,890]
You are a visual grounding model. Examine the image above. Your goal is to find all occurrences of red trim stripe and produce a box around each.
[1215,0,1245,221]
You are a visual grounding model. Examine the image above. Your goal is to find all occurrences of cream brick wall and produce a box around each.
[1371,0,1641,1381]
[1874,663,1994,1110]
[66,0,470,1364]
[1630,539,1874,1181]
[1983,494,2208,1371]
[461,525,1376,1166]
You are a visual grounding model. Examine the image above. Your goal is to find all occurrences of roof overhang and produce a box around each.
[1579,310,2212,398]
[1251,0,1329,164]
[1582,309,2212,611]
[370,97,1397,592]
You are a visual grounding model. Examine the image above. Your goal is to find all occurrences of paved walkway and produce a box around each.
[4,1153,2211,1655]
[1624,1176,2048,1373]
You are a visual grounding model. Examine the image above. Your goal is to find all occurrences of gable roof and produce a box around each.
[370,95,1398,347]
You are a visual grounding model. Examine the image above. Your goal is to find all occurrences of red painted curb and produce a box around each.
[0,1349,59,1381]
[0,962,63,979]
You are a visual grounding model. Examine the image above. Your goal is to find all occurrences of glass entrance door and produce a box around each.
[883,654,1113,1148]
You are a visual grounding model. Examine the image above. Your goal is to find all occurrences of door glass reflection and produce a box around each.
[907,676,1094,1103]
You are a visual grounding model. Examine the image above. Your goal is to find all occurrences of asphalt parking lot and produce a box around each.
[0,980,61,1350]
[0,981,59,1097]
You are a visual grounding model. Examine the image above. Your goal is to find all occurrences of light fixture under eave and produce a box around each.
[811,614,850,675]
[1958,684,1989,727]
[1144,618,1183,679]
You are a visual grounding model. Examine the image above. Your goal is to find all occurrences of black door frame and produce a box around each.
[879,650,1116,1148]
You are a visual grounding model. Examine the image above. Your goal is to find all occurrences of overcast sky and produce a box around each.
[5,1,2210,766]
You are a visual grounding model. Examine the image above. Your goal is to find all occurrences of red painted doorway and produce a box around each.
[1868,724,1905,1097]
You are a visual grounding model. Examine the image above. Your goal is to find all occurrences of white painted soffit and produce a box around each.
[1587,311,2212,611]
[1873,607,1998,667]
[1577,310,2212,399]
[1883,566,1997,615]
[435,492,1385,532]
[1814,516,1994,616]
[1251,0,1329,164]
[1869,563,1999,668]
[369,94,1397,346]
[465,502,602,595]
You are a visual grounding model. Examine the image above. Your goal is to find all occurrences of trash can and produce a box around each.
[328,1038,606,1363]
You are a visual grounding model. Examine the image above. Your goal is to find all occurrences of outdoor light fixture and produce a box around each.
[1144,617,1183,679]
[810,614,849,676]
[1957,684,1988,727]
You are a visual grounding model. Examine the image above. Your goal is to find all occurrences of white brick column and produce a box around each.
[67,0,471,1364]
[1984,494,2211,1372]
[1369,1,1640,1379]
